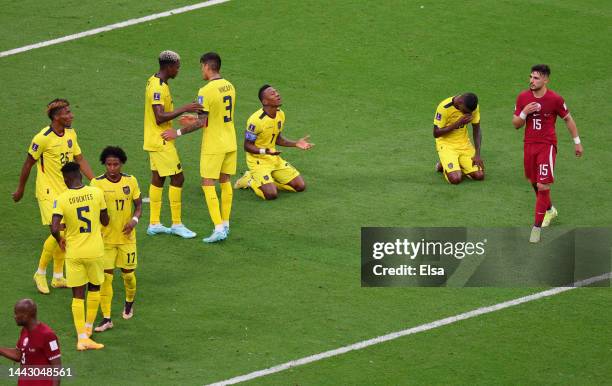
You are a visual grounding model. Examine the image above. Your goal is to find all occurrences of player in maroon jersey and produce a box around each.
[0,299,61,386]
[512,64,584,243]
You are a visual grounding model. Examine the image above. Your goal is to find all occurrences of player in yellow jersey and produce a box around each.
[91,147,142,333]
[12,99,95,295]
[163,52,236,243]
[51,162,108,351]
[144,50,202,238]
[432,93,485,184]
[234,85,314,199]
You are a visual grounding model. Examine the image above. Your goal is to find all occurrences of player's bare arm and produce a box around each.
[152,103,202,125]
[161,112,207,140]
[471,123,484,168]
[100,208,109,227]
[562,113,584,157]
[244,138,281,155]
[123,197,142,234]
[433,114,472,137]
[12,153,37,202]
[276,134,314,150]
[49,356,62,386]
[0,346,21,362]
[50,214,65,250]
[74,154,95,180]
[512,102,540,129]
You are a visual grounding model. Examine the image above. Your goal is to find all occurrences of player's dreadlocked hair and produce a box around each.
[46,98,69,120]
[159,50,180,67]
[100,146,128,165]
[258,84,272,102]
[462,93,479,112]
[531,64,551,77]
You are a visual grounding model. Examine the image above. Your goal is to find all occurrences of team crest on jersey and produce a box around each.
[53,200,57,208]
[31,143,39,151]
[264,175,270,181]
[448,163,454,169]
[67,139,73,148]
[247,123,256,132]
[435,113,442,121]
[23,337,29,347]
[278,121,282,129]
[153,92,161,101]
[198,96,204,104]
[123,186,130,195]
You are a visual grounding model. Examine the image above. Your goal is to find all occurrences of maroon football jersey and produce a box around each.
[514,89,569,145]
[16,322,61,386]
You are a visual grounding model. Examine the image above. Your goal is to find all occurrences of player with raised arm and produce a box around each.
[0,299,62,386]
[512,64,583,243]
[432,93,484,184]
[92,147,142,332]
[51,162,109,350]
[162,52,236,243]
[234,85,313,199]
[144,50,201,239]
[12,99,95,295]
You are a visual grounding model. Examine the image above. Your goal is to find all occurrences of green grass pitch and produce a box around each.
[0,1,611,384]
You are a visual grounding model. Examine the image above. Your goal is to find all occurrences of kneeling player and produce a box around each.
[51,162,108,350]
[234,85,314,199]
[92,147,141,332]
[433,93,484,184]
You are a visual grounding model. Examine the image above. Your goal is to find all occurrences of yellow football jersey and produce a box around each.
[28,126,82,200]
[91,173,141,245]
[52,186,106,259]
[433,96,480,147]
[144,75,175,151]
[244,108,285,163]
[197,78,237,154]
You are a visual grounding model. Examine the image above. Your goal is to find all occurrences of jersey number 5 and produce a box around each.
[223,95,233,123]
[77,206,92,233]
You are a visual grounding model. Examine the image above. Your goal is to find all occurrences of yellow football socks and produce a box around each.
[71,298,86,337]
[37,235,56,272]
[149,185,163,224]
[85,290,101,327]
[169,185,182,225]
[52,246,65,277]
[100,273,114,319]
[220,182,233,222]
[202,186,222,226]
[122,271,137,302]
[274,182,297,192]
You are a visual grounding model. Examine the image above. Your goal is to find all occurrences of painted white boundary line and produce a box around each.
[207,272,611,385]
[0,0,230,58]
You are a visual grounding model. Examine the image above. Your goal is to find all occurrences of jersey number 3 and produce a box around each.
[77,206,92,233]
[223,95,233,123]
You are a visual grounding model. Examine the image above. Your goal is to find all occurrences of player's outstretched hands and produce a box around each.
[123,219,137,235]
[575,143,583,157]
[161,129,178,141]
[472,155,485,170]
[296,135,314,150]
[456,114,472,128]
[522,102,540,116]
[12,187,24,202]
[182,102,204,114]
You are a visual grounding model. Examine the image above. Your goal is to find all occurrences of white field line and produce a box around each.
[207,272,612,386]
[0,0,231,58]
